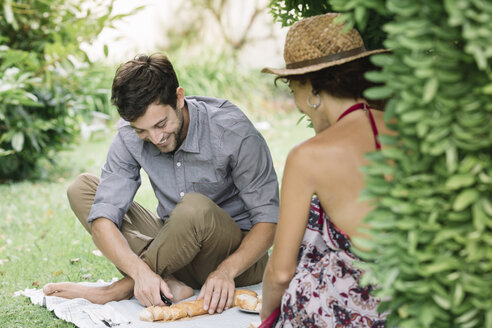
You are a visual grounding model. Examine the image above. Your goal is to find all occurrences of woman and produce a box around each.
[259,13,392,327]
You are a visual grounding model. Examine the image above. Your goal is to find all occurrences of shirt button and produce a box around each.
[176,162,181,167]
[180,192,185,197]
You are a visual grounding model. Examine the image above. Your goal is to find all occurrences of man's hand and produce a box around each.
[133,264,173,307]
[197,268,235,314]
[90,218,174,307]
[196,223,275,314]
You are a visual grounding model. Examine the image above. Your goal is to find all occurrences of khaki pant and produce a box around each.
[67,173,267,289]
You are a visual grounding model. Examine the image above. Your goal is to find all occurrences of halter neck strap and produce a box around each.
[336,103,381,150]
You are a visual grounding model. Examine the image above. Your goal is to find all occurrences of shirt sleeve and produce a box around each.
[228,131,279,226]
[87,131,141,228]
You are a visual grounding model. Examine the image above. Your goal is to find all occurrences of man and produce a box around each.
[43,54,279,314]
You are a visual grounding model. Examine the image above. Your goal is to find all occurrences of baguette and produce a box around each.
[169,306,188,320]
[178,299,208,317]
[151,306,170,321]
[140,288,260,322]
[255,295,262,312]
[140,304,188,322]
[236,294,258,311]
[139,306,168,321]
[139,307,154,322]
[233,289,258,306]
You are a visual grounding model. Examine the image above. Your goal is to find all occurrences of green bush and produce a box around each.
[267,0,391,49]
[0,0,133,181]
[268,1,492,327]
[171,48,284,119]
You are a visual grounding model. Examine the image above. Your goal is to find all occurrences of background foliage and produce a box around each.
[0,0,131,181]
[268,0,391,49]
[268,1,492,327]
[0,1,300,327]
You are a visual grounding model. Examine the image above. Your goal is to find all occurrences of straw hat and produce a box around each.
[262,13,390,76]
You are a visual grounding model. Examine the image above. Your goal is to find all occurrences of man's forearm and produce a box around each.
[91,218,149,278]
[217,222,276,278]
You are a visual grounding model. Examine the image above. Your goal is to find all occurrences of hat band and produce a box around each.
[286,46,367,69]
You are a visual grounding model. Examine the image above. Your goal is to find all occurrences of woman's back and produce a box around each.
[299,108,392,240]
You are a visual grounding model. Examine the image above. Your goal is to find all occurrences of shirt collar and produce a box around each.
[178,98,200,154]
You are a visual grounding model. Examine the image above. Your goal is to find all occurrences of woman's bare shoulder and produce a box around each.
[286,132,349,176]
[284,139,315,172]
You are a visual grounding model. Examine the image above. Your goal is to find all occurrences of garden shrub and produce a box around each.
[0,0,134,181]
[171,48,282,120]
[268,1,492,327]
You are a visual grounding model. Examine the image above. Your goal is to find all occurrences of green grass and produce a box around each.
[0,110,312,327]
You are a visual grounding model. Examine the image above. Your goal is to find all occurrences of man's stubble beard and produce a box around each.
[162,106,184,155]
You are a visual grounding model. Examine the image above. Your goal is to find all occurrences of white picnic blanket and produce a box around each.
[15,280,262,328]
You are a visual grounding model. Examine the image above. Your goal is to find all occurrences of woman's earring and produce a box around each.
[307,92,321,109]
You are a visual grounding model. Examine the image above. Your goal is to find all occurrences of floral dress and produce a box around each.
[274,197,387,328]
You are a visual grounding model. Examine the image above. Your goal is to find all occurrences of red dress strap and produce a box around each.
[336,102,381,150]
[258,307,280,328]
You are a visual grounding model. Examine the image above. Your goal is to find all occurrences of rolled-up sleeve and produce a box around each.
[229,132,279,226]
[88,132,141,228]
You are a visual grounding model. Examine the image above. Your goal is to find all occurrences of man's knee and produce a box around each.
[67,173,98,202]
[171,193,218,227]
[178,192,215,214]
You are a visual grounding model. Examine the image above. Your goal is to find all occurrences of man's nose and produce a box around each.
[149,130,163,144]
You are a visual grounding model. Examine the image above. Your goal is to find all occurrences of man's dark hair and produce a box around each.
[278,57,387,110]
[111,53,179,122]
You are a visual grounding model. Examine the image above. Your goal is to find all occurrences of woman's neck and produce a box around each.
[320,94,367,125]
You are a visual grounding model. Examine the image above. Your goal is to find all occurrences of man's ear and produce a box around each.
[176,87,185,109]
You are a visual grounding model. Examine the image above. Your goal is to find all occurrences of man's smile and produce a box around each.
[157,136,169,146]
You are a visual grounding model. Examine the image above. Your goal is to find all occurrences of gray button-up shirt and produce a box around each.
[88,96,279,230]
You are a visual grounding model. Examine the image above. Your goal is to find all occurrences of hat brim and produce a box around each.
[261,49,391,77]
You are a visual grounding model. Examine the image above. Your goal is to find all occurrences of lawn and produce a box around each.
[0,110,313,327]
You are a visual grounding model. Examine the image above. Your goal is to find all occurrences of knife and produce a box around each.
[160,293,173,306]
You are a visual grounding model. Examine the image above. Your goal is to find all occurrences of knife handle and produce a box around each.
[160,293,173,306]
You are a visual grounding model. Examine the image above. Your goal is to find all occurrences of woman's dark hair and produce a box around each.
[277,57,387,110]
[111,53,179,122]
